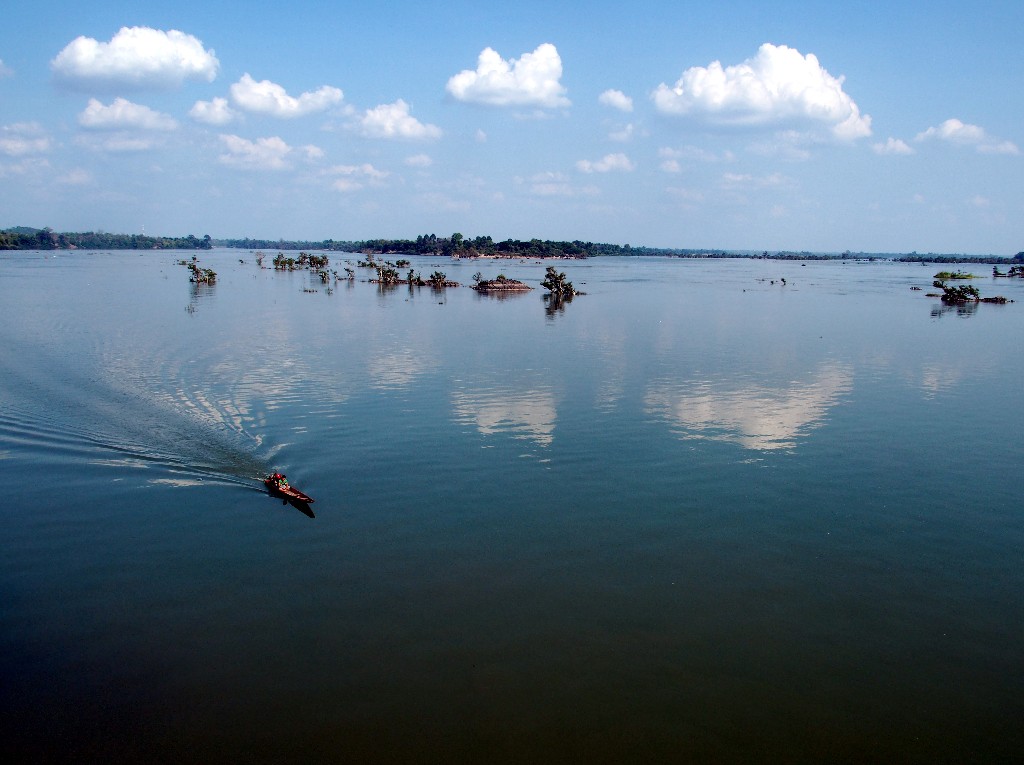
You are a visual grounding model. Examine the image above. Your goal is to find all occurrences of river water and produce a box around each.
[2,250,1022,762]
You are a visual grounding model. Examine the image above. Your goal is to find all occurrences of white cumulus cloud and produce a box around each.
[78,98,178,131]
[230,73,343,118]
[190,97,236,126]
[0,123,51,156]
[599,89,633,112]
[405,153,433,167]
[915,118,1019,154]
[446,43,570,108]
[576,153,635,173]
[653,43,871,140]
[51,27,218,89]
[218,134,317,170]
[353,100,441,140]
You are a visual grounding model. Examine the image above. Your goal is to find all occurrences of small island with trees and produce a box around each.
[471,272,533,293]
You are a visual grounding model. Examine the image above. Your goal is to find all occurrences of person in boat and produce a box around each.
[271,472,289,489]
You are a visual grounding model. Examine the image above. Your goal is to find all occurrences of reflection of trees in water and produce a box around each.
[931,301,979,319]
[544,292,574,317]
[472,289,531,302]
[186,281,215,314]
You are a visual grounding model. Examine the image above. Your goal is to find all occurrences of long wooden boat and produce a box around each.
[264,476,315,503]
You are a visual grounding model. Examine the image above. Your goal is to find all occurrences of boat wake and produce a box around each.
[0,336,275,490]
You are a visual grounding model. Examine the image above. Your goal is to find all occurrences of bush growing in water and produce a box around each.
[541,266,578,297]
[934,279,979,303]
[178,255,216,284]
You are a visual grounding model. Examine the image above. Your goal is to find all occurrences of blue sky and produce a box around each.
[1,0,1021,253]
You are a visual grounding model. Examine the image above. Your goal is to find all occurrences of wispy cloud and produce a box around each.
[447,43,570,108]
[75,134,167,153]
[915,118,1019,155]
[608,123,636,142]
[653,43,871,140]
[659,146,735,172]
[576,153,635,173]
[327,163,389,192]
[873,137,914,155]
[720,171,792,189]
[0,123,51,156]
[51,27,218,89]
[58,168,92,185]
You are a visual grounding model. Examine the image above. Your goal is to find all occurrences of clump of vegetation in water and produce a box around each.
[374,261,400,285]
[273,252,297,270]
[428,271,459,288]
[541,266,581,298]
[934,270,975,280]
[178,254,216,284]
[472,273,532,292]
[271,251,329,272]
[932,279,1009,305]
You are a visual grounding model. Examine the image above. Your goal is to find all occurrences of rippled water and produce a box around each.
[2,250,1023,762]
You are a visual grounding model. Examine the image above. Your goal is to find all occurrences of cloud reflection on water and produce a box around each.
[644,362,853,450]
[452,388,557,446]
[368,350,436,390]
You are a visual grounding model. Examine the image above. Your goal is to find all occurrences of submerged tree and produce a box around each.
[933,279,979,303]
[541,266,578,298]
[179,254,216,284]
[375,261,400,285]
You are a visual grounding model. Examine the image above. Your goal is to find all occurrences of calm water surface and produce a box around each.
[2,251,1022,762]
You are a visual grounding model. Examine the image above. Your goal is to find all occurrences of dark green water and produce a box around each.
[2,251,1022,762]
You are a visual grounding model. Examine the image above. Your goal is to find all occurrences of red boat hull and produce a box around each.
[264,478,314,503]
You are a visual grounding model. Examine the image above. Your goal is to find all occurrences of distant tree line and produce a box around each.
[218,234,1024,263]
[4,226,1022,263]
[215,237,352,251]
[1,227,212,251]
[895,252,1024,264]
[217,233,619,259]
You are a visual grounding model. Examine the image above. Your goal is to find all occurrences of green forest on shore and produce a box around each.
[3,226,1022,263]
